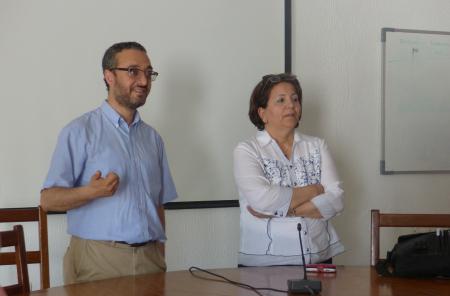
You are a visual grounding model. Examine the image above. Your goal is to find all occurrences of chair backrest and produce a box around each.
[0,225,31,295]
[370,209,450,266]
[0,207,49,289]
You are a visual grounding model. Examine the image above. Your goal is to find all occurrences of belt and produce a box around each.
[115,240,154,247]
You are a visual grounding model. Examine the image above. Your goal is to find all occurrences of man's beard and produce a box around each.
[115,94,146,110]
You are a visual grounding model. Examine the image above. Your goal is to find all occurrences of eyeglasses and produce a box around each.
[111,66,159,81]
[260,73,297,94]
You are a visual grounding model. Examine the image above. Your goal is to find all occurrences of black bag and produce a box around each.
[376,230,450,278]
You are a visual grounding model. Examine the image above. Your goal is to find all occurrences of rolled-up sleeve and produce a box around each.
[233,143,292,215]
[42,125,86,190]
[310,140,344,220]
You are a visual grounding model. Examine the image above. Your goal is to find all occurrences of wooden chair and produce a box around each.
[0,206,49,289]
[370,209,450,266]
[0,225,31,295]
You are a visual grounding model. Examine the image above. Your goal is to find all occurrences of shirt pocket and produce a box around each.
[81,146,128,187]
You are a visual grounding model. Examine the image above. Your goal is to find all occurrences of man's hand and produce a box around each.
[88,171,120,198]
[40,170,120,212]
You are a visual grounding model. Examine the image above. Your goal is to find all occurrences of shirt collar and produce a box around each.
[101,100,141,127]
[256,129,302,147]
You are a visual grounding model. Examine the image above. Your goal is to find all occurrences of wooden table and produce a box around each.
[29,266,450,295]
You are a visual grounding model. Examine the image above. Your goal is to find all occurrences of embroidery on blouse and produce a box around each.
[261,149,321,187]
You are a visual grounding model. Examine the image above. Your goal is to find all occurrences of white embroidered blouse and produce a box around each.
[233,130,345,266]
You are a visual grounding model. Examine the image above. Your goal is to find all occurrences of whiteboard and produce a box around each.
[0,0,284,207]
[381,28,450,174]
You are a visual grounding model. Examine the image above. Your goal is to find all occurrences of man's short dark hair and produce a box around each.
[248,73,302,131]
[102,41,147,90]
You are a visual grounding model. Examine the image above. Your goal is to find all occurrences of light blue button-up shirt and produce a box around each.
[43,101,177,243]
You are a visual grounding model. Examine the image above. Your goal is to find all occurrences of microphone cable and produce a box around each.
[188,266,290,295]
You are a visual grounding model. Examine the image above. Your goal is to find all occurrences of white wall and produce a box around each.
[292,0,450,265]
[2,0,450,289]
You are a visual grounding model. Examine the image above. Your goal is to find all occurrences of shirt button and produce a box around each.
[306,248,310,252]
[293,182,297,186]
[304,231,307,235]
[289,165,293,168]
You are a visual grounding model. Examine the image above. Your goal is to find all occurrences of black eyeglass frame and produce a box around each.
[111,67,159,81]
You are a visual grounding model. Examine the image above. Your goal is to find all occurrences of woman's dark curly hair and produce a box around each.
[248,73,302,130]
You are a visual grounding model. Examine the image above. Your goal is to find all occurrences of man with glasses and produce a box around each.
[41,42,177,284]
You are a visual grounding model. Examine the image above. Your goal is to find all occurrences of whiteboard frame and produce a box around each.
[380,27,450,175]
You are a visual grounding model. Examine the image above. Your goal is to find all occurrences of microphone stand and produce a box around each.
[287,223,322,294]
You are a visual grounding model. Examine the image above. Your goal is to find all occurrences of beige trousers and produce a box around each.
[63,236,166,284]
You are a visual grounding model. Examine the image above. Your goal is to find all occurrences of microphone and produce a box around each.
[287,223,322,294]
